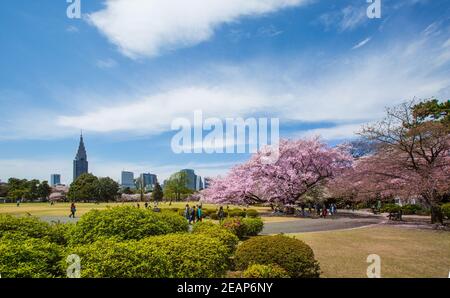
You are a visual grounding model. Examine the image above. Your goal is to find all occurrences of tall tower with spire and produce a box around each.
[73,133,88,181]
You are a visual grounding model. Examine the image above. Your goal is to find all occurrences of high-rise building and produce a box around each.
[180,169,203,191]
[50,174,61,186]
[140,173,158,191]
[73,134,88,182]
[121,171,135,189]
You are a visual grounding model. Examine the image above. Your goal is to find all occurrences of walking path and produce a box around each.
[261,213,383,235]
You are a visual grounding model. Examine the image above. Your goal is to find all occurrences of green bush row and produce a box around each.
[67,233,231,278]
[69,206,188,244]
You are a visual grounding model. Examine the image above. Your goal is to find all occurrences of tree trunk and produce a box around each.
[430,205,443,225]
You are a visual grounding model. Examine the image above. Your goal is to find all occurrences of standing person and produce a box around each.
[218,206,225,223]
[184,204,190,221]
[69,203,76,218]
[191,206,197,224]
[197,205,203,222]
[144,202,148,209]
[16,199,20,207]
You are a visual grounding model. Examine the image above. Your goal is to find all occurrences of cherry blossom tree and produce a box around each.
[331,99,450,223]
[200,138,352,206]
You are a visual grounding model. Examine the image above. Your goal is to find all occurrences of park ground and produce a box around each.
[1,202,449,278]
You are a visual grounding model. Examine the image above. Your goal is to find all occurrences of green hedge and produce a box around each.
[222,217,248,239]
[234,235,320,278]
[70,206,188,244]
[192,221,239,254]
[0,215,51,239]
[242,264,289,278]
[442,203,450,219]
[222,217,264,239]
[381,204,402,213]
[0,238,64,278]
[0,215,72,245]
[67,233,231,278]
[241,218,264,236]
[246,209,260,218]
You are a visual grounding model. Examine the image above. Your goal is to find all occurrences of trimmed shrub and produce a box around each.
[242,264,289,278]
[0,215,71,245]
[0,215,51,239]
[442,203,450,219]
[141,233,231,278]
[381,204,402,213]
[401,204,422,215]
[234,235,321,278]
[70,206,188,244]
[246,209,260,218]
[192,221,239,253]
[242,217,264,236]
[0,238,64,278]
[67,233,231,278]
[228,209,247,218]
[222,217,247,239]
[65,239,171,278]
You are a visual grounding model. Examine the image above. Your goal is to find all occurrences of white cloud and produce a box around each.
[88,0,308,58]
[297,123,363,140]
[4,25,450,141]
[352,37,371,50]
[96,58,118,69]
[318,5,367,32]
[57,86,272,134]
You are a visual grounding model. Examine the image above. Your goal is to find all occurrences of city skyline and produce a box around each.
[1,1,449,183]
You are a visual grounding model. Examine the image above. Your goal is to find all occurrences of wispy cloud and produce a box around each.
[318,5,367,32]
[96,58,118,69]
[352,37,372,49]
[87,0,309,58]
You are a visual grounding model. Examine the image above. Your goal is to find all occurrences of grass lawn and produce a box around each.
[0,202,270,217]
[289,226,450,278]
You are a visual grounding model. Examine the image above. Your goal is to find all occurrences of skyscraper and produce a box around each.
[73,134,88,182]
[121,171,135,189]
[50,174,61,186]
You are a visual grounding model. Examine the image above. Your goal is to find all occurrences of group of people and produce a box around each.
[314,203,337,218]
[184,204,203,224]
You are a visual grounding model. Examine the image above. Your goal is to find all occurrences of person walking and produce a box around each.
[69,203,76,218]
[218,206,225,223]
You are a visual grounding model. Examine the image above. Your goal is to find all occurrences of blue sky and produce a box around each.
[1,0,449,184]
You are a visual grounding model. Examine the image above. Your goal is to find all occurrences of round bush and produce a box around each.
[442,203,450,219]
[242,217,264,236]
[234,235,321,278]
[68,233,231,278]
[381,204,402,213]
[228,209,247,218]
[70,206,188,244]
[246,209,260,218]
[0,238,64,278]
[242,264,289,278]
[222,217,247,239]
[192,221,239,253]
